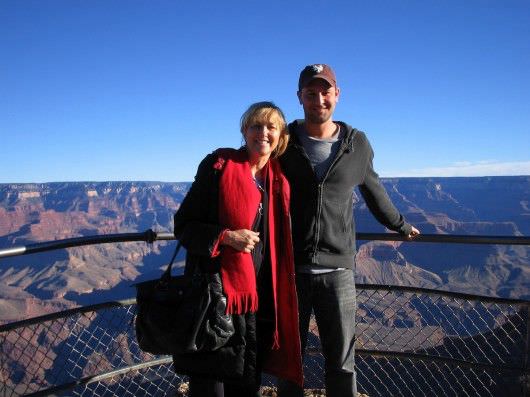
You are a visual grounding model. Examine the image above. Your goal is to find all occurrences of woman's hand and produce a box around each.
[221,229,260,253]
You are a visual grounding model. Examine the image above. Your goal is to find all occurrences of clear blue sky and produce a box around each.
[2,0,529,183]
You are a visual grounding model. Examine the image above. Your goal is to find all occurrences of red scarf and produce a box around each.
[216,148,304,387]
[218,149,262,314]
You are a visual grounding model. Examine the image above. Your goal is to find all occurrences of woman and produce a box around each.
[173,102,303,396]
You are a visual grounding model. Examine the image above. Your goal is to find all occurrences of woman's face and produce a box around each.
[244,117,281,160]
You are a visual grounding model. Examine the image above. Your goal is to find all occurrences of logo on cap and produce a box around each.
[298,63,337,90]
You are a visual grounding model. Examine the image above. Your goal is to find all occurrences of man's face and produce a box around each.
[297,79,340,124]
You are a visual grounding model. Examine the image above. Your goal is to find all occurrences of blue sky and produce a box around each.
[1,0,529,183]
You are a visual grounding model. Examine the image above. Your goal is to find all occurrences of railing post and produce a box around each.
[523,304,530,396]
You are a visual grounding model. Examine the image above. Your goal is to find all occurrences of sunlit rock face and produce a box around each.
[0,176,529,323]
[0,181,190,323]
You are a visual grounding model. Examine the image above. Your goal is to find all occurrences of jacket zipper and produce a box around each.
[312,184,324,263]
[310,128,357,263]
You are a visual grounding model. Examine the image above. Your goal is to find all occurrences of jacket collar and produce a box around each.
[287,119,357,152]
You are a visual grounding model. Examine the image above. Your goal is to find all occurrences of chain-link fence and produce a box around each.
[1,286,528,397]
[354,286,529,396]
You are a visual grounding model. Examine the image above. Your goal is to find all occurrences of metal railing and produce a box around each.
[1,230,529,396]
[1,230,529,260]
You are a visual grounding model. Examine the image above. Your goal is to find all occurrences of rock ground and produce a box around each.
[176,383,369,396]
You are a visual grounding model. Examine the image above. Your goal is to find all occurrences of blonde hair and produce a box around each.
[240,101,289,158]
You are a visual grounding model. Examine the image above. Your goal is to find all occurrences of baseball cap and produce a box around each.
[298,64,337,90]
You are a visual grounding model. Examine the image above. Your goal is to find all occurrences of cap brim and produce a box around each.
[300,75,335,90]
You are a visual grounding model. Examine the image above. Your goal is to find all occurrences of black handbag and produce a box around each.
[134,242,234,355]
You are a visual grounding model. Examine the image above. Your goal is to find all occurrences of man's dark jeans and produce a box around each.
[278,269,357,397]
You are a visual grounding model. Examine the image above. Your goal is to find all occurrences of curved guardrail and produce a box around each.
[1,230,530,396]
[1,230,529,259]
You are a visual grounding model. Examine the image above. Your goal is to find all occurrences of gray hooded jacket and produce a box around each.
[279,120,412,269]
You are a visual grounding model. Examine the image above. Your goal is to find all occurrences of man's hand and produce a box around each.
[406,226,420,240]
[221,229,260,253]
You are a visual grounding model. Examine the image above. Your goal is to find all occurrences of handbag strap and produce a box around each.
[161,241,182,282]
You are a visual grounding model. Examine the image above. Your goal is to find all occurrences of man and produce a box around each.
[278,64,420,397]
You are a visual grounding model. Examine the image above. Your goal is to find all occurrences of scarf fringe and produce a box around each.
[271,333,280,350]
[225,292,259,315]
